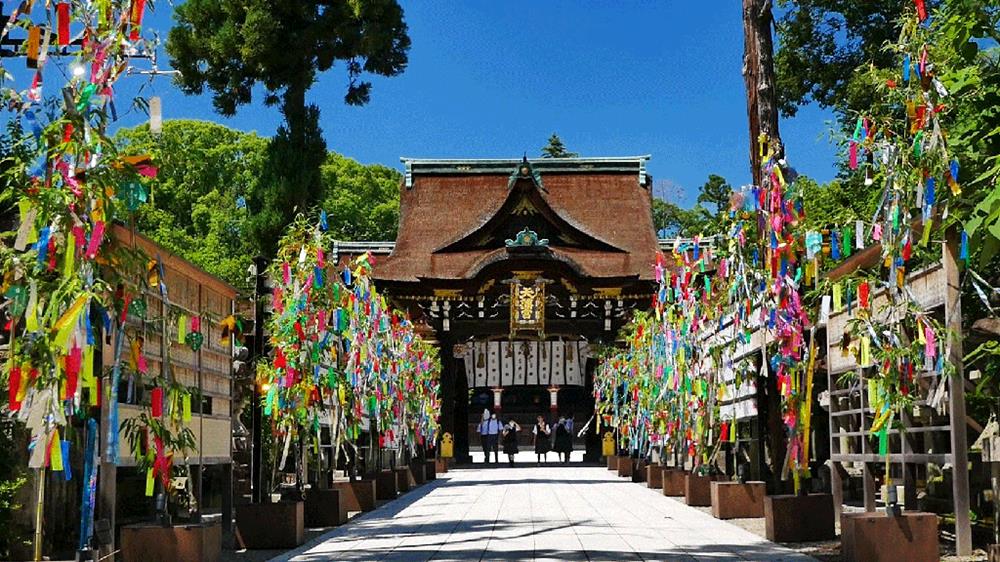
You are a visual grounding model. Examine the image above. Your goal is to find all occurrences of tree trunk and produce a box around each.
[742,0,781,187]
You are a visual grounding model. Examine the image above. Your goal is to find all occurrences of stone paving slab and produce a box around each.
[270,464,816,562]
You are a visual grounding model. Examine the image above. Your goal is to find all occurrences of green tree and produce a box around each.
[167,0,411,255]
[320,153,402,241]
[696,174,733,215]
[651,198,712,237]
[115,120,268,288]
[540,133,579,158]
[774,1,917,118]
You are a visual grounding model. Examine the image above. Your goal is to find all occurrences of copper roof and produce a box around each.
[375,157,661,282]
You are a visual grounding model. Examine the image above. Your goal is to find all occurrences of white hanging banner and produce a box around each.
[462,340,591,388]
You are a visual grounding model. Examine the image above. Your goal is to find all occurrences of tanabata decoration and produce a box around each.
[0,0,205,550]
[255,214,441,482]
[831,2,964,478]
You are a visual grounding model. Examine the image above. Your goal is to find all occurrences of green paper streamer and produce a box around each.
[878,425,888,455]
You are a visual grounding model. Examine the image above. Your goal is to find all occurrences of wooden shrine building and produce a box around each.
[338,156,662,462]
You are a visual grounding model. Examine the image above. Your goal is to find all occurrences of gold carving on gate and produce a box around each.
[509,276,547,339]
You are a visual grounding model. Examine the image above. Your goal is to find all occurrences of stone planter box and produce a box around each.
[424,460,437,481]
[235,501,304,549]
[646,465,664,489]
[121,521,221,562]
[711,481,766,519]
[305,488,348,527]
[764,494,835,543]
[395,465,417,493]
[410,462,427,485]
[435,457,449,474]
[662,468,686,496]
[841,512,938,562]
[684,474,726,506]
[333,479,376,512]
[373,470,398,500]
[607,455,618,471]
[617,456,633,478]
[631,460,647,483]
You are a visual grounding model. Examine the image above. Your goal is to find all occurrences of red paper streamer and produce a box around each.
[150,387,163,417]
[859,282,870,309]
[8,366,21,411]
[129,0,146,41]
[914,0,927,21]
[56,3,71,46]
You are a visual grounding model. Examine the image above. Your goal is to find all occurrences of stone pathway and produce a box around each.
[271,463,816,562]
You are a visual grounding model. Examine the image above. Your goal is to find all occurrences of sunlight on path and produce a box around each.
[270,465,815,562]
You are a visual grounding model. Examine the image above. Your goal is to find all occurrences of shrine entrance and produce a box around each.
[339,156,662,464]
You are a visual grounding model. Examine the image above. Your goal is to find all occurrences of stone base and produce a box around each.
[333,480,376,512]
[764,494,835,543]
[646,465,664,489]
[236,502,304,549]
[121,522,221,562]
[436,457,449,474]
[395,466,417,492]
[684,474,725,507]
[411,463,427,485]
[711,481,765,519]
[631,460,647,483]
[373,470,398,500]
[617,456,633,478]
[989,544,1000,562]
[662,468,686,496]
[607,456,618,471]
[424,460,437,481]
[841,511,938,562]
[305,488,348,527]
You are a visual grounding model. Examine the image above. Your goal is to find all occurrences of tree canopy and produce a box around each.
[167,0,411,255]
[114,120,402,288]
[540,133,579,158]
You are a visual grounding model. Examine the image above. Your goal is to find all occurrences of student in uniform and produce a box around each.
[532,414,551,465]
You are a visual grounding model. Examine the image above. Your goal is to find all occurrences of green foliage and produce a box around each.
[114,120,404,286]
[695,174,733,215]
[540,133,579,158]
[797,175,879,231]
[115,120,266,289]
[0,414,28,559]
[320,153,401,241]
[651,174,733,237]
[167,0,411,257]
[774,1,916,118]
[651,198,710,237]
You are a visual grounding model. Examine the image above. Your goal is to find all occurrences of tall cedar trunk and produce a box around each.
[742,0,781,186]
[743,0,789,493]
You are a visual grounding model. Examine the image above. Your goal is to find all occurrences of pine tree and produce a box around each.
[540,133,579,158]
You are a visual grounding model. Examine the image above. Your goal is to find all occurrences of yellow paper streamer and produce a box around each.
[82,345,95,396]
[53,295,88,348]
[177,315,187,344]
[182,394,192,423]
[145,468,155,496]
[832,284,842,312]
[49,431,63,471]
[860,336,871,367]
[63,232,76,279]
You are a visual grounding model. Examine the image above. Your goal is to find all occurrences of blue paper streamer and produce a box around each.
[79,419,98,550]
[61,441,72,480]
[960,231,969,262]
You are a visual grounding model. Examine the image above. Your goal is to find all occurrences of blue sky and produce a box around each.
[29,2,843,208]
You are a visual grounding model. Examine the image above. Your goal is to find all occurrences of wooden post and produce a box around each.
[944,235,972,556]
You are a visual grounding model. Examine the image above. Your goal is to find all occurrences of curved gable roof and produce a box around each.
[375,157,659,282]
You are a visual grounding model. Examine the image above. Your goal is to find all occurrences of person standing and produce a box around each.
[553,414,574,463]
[477,409,491,464]
[533,415,551,465]
[486,412,501,463]
[502,419,521,466]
